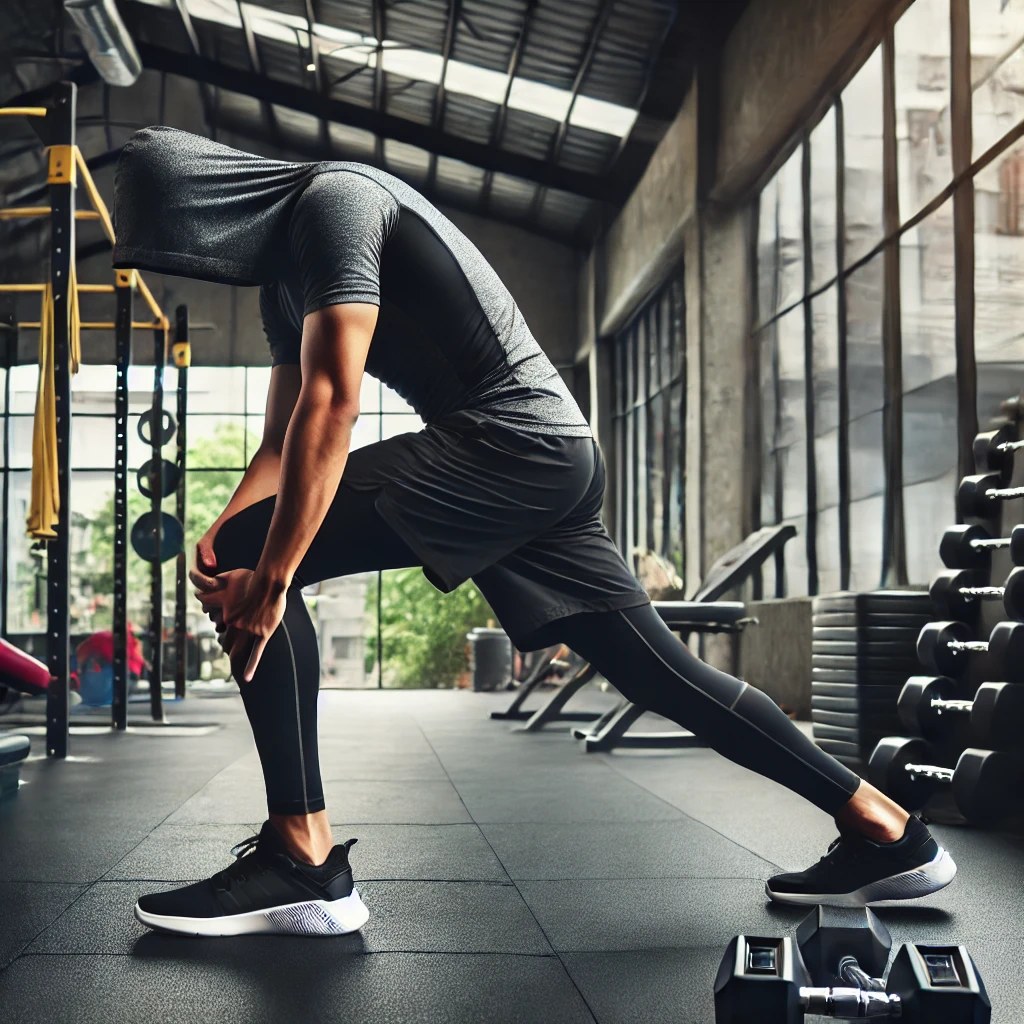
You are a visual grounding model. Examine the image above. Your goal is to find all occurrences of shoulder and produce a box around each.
[294,168,400,224]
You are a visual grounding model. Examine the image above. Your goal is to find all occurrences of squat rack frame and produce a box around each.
[0,81,188,754]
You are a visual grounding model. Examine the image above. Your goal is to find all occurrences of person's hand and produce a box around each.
[191,568,287,683]
[195,526,219,576]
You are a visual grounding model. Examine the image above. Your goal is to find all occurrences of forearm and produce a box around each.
[208,447,282,533]
[254,394,355,589]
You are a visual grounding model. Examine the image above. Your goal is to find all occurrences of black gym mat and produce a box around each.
[812,591,933,615]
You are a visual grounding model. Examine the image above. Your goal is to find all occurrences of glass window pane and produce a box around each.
[905,472,957,584]
[361,375,382,414]
[127,414,177,471]
[843,47,885,267]
[71,364,116,415]
[70,471,116,634]
[187,367,246,413]
[9,416,34,469]
[972,0,1024,159]
[647,307,660,396]
[815,430,841,511]
[776,306,807,450]
[381,382,415,413]
[350,414,381,452]
[184,416,247,469]
[783,515,808,597]
[0,366,6,413]
[246,367,272,415]
[850,411,885,503]
[316,571,378,688]
[246,417,265,461]
[975,135,1024,428]
[635,318,647,401]
[817,505,842,594]
[10,365,39,414]
[6,471,43,634]
[659,290,673,387]
[776,145,804,317]
[72,417,115,469]
[381,413,424,440]
[668,380,683,577]
[670,276,685,380]
[649,391,665,556]
[810,106,838,290]
[895,0,953,217]
[845,255,886,421]
[0,420,5,467]
[761,325,779,522]
[849,495,885,591]
[812,287,840,435]
[780,442,808,522]
[635,401,648,554]
[758,172,780,325]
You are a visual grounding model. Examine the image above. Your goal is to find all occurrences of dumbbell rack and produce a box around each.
[868,419,1024,825]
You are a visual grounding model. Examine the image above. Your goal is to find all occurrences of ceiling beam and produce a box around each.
[426,0,461,193]
[479,0,540,209]
[302,0,332,155]
[527,0,613,224]
[236,0,282,150]
[172,0,218,135]
[372,0,385,165]
[134,42,619,201]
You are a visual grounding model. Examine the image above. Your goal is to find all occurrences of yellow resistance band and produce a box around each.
[26,273,81,540]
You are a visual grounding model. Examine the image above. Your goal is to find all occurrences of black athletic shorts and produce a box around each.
[341,409,650,649]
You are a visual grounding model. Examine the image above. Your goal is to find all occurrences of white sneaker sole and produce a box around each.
[765,847,957,907]
[134,888,370,937]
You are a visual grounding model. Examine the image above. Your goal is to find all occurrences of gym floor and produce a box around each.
[1,686,1021,1024]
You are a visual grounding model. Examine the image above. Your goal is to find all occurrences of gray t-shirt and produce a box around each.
[259,165,589,435]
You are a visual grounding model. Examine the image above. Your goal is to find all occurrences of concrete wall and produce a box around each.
[738,598,813,717]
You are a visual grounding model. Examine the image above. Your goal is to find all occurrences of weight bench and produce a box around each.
[501,524,797,747]
[489,648,598,724]
[0,733,30,800]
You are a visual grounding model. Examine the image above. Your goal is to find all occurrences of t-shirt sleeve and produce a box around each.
[289,171,399,317]
[259,282,302,366]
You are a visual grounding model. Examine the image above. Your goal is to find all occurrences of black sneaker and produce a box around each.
[765,816,956,907]
[134,821,370,936]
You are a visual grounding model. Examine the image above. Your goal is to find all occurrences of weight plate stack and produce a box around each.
[810,592,935,768]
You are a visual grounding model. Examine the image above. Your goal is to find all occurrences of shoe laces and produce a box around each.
[816,835,860,870]
[212,835,264,892]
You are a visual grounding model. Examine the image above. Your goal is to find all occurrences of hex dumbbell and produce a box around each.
[958,473,1024,520]
[930,568,1024,621]
[916,620,1024,679]
[973,424,1022,482]
[897,676,1024,749]
[939,524,1024,570]
[869,736,1023,820]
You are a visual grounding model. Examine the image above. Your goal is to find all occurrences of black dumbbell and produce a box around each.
[973,424,1021,482]
[916,620,1024,679]
[930,568,1024,621]
[939,523,1024,570]
[898,676,1024,749]
[958,473,1024,519]
[869,735,1023,820]
[715,927,990,1023]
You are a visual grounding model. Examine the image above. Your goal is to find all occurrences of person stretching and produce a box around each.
[111,128,955,937]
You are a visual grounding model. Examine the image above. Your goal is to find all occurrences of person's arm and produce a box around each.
[254,302,377,589]
[194,302,377,680]
[194,364,301,571]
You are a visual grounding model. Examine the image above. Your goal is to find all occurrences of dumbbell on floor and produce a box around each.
[930,568,1024,621]
[959,473,1024,520]
[715,933,990,1023]
[916,620,1024,679]
[869,736,1023,820]
[898,676,1024,749]
[974,425,1023,482]
[940,524,1024,570]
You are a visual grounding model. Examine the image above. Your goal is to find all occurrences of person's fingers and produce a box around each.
[197,539,217,572]
[243,635,270,682]
[189,568,221,592]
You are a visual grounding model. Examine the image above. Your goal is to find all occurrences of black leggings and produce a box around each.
[213,487,861,818]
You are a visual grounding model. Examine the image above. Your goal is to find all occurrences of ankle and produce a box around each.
[269,811,334,865]
[835,783,910,844]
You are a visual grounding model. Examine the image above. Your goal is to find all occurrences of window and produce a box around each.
[610,266,686,578]
[756,0,1018,593]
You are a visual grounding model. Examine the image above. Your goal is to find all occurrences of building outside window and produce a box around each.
[756,0,1024,596]
[610,266,686,581]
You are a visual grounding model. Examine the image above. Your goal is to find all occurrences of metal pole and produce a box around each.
[173,304,189,700]
[149,325,165,722]
[1,325,11,637]
[46,82,76,758]
[112,270,133,730]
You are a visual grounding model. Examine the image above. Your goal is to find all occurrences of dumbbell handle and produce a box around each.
[953,585,1004,599]
[981,483,1024,500]
[838,956,885,992]
[968,535,1013,551]
[945,639,989,653]
[799,987,901,1017]
[905,762,954,782]
[931,697,973,714]
[993,438,1024,455]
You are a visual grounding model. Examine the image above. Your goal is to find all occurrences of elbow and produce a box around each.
[304,382,359,428]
